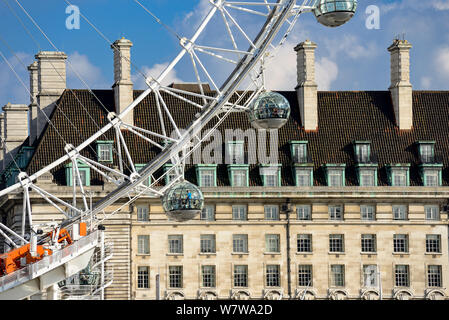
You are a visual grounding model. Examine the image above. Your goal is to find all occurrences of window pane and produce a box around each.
[361,234,376,253]
[297,234,312,253]
[296,169,311,187]
[395,265,409,287]
[169,266,183,288]
[266,265,280,287]
[363,265,378,287]
[137,205,149,221]
[98,144,112,162]
[425,170,439,186]
[201,205,215,221]
[264,205,279,221]
[393,170,407,186]
[425,205,440,221]
[234,265,248,287]
[328,170,343,187]
[232,205,247,220]
[331,265,344,287]
[361,205,375,220]
[329,205,343,220]
[200,235,216,253]
[168,235,183,254]
[298,265,312,287]
[428,265,442,287]
[393,234,408,253]
[297,205,311,220]
[233,234,248,253]
[201,265,216,288]
[200,170,215,187]
[426,235,441,253]
[360,170,375,186]
[329,234,344,252]
[137,266,149,289]
[232,170,247,187]
[265,234,280,253]
[393,205,407,220]
[138,235,150,254]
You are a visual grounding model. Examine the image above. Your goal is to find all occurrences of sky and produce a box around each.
[0,0,449,107]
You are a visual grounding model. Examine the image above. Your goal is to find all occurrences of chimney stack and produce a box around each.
[388,39,413,130]
[295,40,318,131]
[35,51,67,139]
[28,61,38,145]
[2,103,29,170]
[111,38,134,125]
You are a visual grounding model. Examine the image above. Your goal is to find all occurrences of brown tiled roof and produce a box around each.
[25,88,449,187]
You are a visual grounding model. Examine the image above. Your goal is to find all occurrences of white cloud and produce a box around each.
[264,41,297,91]
[322,35,379,60]
[0,52,33,106]
[435,46,449,77]
[132,62,183,90]
[432,1,449,10]
[316,57,338,91]
[420,77,432,89]
[67,51,105,88]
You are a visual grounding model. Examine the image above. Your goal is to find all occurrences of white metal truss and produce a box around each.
[0,0,324,299]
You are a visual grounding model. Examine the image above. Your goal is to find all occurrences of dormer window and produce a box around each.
[417,142,442,186]
[260,164,281,187]
[135,164,151,186]
[228,164,249,187]
[163,163,178,185]
[354,141,373,163]
[358,168,377,186]
[323,164,346,187]
[417,141,440,164]
[226,141,244,164]
[96,141,113,163]
[386,164,410,187]
[196,164,217,187]
[65,160,90,187]
[289,141,310,163]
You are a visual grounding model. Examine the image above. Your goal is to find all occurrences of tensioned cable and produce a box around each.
[10,0,136,173]
[0,34,102,161]
[133,0,183,41]
[0,49,71,151]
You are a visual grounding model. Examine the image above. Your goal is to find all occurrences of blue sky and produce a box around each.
[0,0,449,106]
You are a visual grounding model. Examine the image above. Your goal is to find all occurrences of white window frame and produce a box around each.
[137,235,150,255]
[264,205,279,221]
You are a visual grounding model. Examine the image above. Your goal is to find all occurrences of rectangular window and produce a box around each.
[361,205,375,221]
[361,234,376,253]
[393,205,407,220]
[201,205,215,221]
[420,144,433,163]
[261,166,280,187]
[329,205,343,220]
[201,265,216,288]
[329,234,344,253]
[393,234,409,253]
[395,265,410,287]
[426,235,441,253]
[297,234,312,253]
[264,205,279,221]
[359,169,376,186]
[233,234,248,253]
[266,265,280,287]
[330,265,345,287]
[200,170,215,187]
[232,205,247,221]
[393,169,408,186]
[424,170,440,186]
[228,142,244,164]
[200,234,216,253]
[296,169,312,187]
[356,144,370,163]
[428,265,442,287]
[137,266,149,289]
[425,205,440,221]
[234,265,248,287]
[232,170,248,187]
[138,235,150,255]
[297,205,311,220]
[137,205,149,222]
[363,265,378,287]
[298,265,313,287]
[98,143,113,162]
[328,170,343,187]
[168,235,183,254]
[265,174,278,187]
[293,144,307,163]
[265,234,280,253]
[169,266,183,288]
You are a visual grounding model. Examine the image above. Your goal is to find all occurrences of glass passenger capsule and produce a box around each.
[161,181,204,222]
[247,91,291,130]
[314,0,357,28]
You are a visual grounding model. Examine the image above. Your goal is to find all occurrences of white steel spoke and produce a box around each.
[77,155,129,180]
[194,46,238,64]
[224,3,269,17]
[159,86,207,110]
[155,90,182,138]
[72,159,90,212]
[224,1,284,6]
[194,44,253,56]
[191,50,221,93]
[223,7,257,49]
[116,127,137,175]
[122,124,165,150]
[188,51,208,106]
[219,8,240,56]
[30,184,82,216]
[160,85,217,102]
